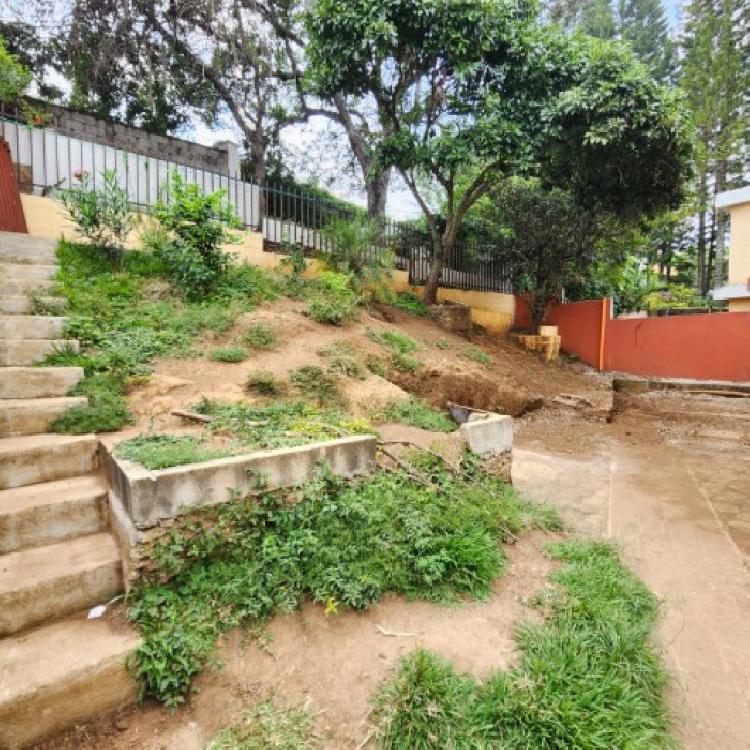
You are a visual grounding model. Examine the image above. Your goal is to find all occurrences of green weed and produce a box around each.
[245,370,286,396]
[211,347,248,363]
[127,456,560,705]
[373,538,674,749]
[326,355,366,380]
[378,397,455,432]
[391,291,430,317]
[391,352,421,373]
[365,354,389,378]
[207,701,318,750]
[367,328,419,355]
[242,322,277,350]
[290,366,341,406]
[50,372,132,434]
[436,337,452,350]
[306,271,358,325]
[461,345,491,366]
[116,434,233,470]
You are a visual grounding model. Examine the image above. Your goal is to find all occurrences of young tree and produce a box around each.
[617,0,676,82]
[0,35,31,106]
[306,0,692,304]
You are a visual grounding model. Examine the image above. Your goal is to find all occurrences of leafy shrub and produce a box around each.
[436,337,451,350]
[127,457,559,704]
[326,354,366,380]
[373,540,672,749]
[117,434,232,470]
[379,397,455,432]
[50,372,132,434]
[242,322,277,350]
[245,370,285,396]
[211,347,248,363]
[306,271,358,325]
[367,328,419,355]
[290,365,341,406]
[391,352,421,373]
[461,345,491,366]
[365,353,389,378]
[391,291,429,316]
[57,169,133,264]
[146,171,240,300]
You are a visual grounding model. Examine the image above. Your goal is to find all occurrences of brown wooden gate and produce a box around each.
[0,138,27,233]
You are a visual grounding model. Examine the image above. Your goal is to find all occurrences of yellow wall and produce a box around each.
[728,202,750,285]
[21,194,515,334]
[729,298,750,312]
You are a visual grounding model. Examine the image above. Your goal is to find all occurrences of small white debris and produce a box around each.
[87,604,107,619]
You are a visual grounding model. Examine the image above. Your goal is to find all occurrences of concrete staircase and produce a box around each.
[0,232,140,748]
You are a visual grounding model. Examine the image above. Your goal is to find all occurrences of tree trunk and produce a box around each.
[365,167,390,218]
[423,234,445,305]
[530,291,548,332]
[696,172,708,294]
[712,162,728,289]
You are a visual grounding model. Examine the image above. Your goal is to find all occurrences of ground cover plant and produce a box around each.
[391,291,430,317]
[45,241,277,433]
[117,434,235,470]
[378,397,456,433]
[373,539,674,749]
[211,347,248,363]
[127,454,561,706]
[242,322,277,350]
[245,370,286,396]
[461,345,491,366]
[306,270,359,325]
[289,365,342,406]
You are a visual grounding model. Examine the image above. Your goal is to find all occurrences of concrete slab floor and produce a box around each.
[514,427,750,750]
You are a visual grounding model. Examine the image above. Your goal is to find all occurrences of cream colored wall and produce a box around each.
[727,202,750,285]
[21,195,515,333]
[728,298,750,312]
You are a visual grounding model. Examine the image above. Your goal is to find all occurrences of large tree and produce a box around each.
[306,0,691,304]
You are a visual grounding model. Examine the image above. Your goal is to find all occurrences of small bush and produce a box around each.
[116,434,232,470]
[290,365,341,406]
[367,328,419,355]
[242,322,277,350]
[57,169,133,264]
[326,354,366,380]
[391,291,430,316]
[306,271,358,325]
[461,345,491,366]
[436,337,451,350]
[391,352,421,373]
[365,354,389,378]
[379,397,455,432]
[50,372,132,434]
[245,370,285,396]
[211,347,248,363]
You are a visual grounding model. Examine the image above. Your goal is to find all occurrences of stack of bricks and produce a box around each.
[511,325,561,361]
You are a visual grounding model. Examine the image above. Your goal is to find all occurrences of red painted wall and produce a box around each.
[545,299,604,369]
[0,139,27,233]
[605,313,750,382]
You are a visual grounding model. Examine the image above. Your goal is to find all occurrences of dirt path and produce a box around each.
[515,410,750,750]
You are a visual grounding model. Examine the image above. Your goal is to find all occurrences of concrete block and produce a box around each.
[0,366,84,399]
[0,434,98,490]
[0,338,79,366]
[0,231,57,264]
[0,532,123,636]
[104,434,378,527]
[460,414,513,456]
[0,295,66,315]
[2,277,56,295]
[0,315,67,339]
[0,262,58,280]
[0,396,88,437]
[0,618,140,748]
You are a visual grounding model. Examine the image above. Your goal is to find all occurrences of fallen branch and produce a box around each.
[376,624,416,637]
[172,409,213,424]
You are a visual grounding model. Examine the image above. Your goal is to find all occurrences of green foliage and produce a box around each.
[391,291,430,317]
[117,434,233,470]
[306,271,358,325]
[211,347,248,363]
[207,701,318,750]
[461,345,491,366]
[326,354,366,380]
[245,370,286,397]
[365,354,389,378]
[367,329,419,356]
[436,338,451,350]
[379,397,455,432]
[643,283,707,312]
[57,169,133,263]
[47,241,276,433]
[127,458,560,705]
[374,538,673,749]
[147,171,241,300]
[290,365,341,406]
[242,322,277,350]
[0,36,31,105]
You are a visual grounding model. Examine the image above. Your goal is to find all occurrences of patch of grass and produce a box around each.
[245,370,286,396]
[318,340,355,357]
[207,701,318,750]
[127,454,560,705]
[379,397,455,432]
[242,322,277,350]
[211,347,248,363]
[461,344,491,366]
[326,354,366,380]
[49,372,132,434]
[116,434,234,470]
[46,241,277,433]
[436,337,451,350]
[391,291,430,317]
[367,328,419,355]
[373,538,674,750]
[290,365,341,406]
[391,352,421,373]
[365,354,389,378]
[306,271,358,325]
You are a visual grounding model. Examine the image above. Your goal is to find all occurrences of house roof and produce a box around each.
[716,185,750,209]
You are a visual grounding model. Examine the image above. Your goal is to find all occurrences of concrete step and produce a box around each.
[0,616,141,748]
[0,338,79,366]
[0,315,67,340]
[0,474,108,554]
[0,532,123,636]
[0,231,57,265]
[0,396,88,438]
[0,434,98,490]
[2,277,56,295]
[0,295,67,315]
[0,262,58,281]
[0,366,84,399]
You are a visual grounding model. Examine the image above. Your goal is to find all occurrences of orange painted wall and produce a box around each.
[545,300,604,369]
[604,312,750,382]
